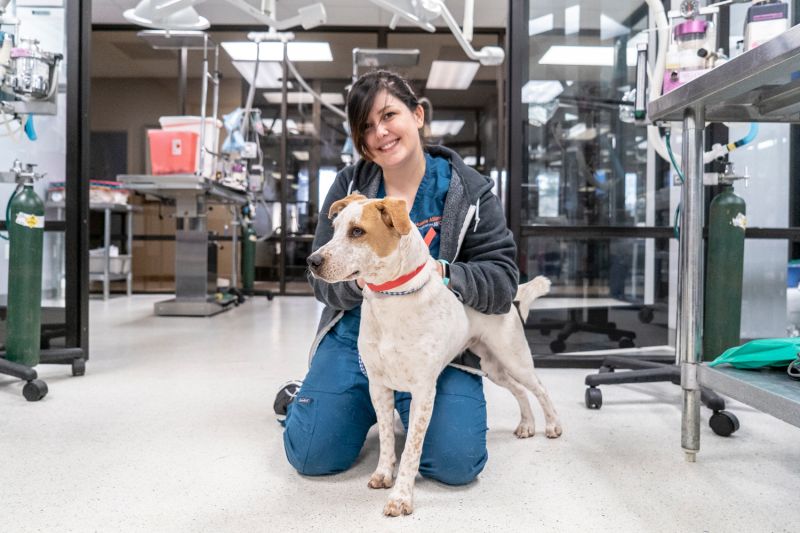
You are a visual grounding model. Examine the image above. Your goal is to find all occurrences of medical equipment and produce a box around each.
[744,0,788,51]
[369,0,505,66]
[124,0,326,32]
[0,3,62,136]
[0,160,48,400]
[703,163,748,361]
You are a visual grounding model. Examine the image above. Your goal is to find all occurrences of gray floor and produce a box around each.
[2,295,798,532]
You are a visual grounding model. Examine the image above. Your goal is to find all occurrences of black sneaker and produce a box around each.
[273,380,303,422]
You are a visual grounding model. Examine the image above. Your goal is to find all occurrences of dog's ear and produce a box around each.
[328,193,367,220]
[375,197,413,235]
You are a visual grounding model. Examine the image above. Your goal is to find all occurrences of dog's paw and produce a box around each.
[368,469,394,489]
[545,422,563,438]
[383,495,413,517]
[531,275,551,295]
[514,422,535,439]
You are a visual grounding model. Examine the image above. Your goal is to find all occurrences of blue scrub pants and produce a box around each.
[283,331,488,486]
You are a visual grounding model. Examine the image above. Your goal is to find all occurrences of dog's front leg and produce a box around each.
[384,385,436,517]
[368,382,396,489]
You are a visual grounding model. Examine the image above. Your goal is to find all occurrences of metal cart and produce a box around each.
[648,24,800,461]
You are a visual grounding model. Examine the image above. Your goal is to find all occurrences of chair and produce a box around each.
[583,356,740,437]
[528,304,637,353]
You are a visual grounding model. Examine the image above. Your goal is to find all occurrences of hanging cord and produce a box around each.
[665,130,684,183]
[665,130,683,241]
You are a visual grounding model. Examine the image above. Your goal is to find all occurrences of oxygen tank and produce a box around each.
[6,182,45,367]
[241,223,256,292]
[703,183,746,361]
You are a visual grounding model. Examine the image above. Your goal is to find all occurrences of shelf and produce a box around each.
[649,24,800,123]
[118,174,248,206]
[698,365,800,427]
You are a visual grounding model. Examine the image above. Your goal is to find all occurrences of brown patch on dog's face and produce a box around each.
[329,193,367,219]
[357,199,411,257]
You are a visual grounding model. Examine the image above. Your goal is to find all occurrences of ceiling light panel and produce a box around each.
[426,60,480,90]
[539,45,614,66]
[221,41,333,62]
[263,92,345,105]
[429,120,465,137]
[232,61,283,88]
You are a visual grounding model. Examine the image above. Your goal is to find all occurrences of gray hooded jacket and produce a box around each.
[306,145,519,366]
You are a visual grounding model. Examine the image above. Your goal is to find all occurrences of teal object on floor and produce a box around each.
[708,338,800,369]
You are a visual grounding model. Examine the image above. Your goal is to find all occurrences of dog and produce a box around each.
[307,193,562,517]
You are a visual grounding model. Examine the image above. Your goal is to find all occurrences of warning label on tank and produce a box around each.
[15,212,44,229]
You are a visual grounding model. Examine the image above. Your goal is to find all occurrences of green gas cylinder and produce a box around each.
[703,183,746,361]
[6,183,45,367]
[241,223,256,292]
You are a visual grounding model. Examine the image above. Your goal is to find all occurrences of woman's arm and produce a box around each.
[306,171,364,310]
[448,189,519,314]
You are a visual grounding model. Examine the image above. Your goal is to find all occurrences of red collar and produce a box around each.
[366,262,427,292]
[365,227,437,292]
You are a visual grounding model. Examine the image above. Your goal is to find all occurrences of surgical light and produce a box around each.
[123,0,209,30]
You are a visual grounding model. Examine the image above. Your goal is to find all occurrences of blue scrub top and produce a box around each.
[332,151,452,343]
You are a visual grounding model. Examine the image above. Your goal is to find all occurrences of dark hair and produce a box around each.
[347,70,421,160]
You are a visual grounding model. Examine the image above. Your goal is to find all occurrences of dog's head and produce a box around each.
[306,193,420,284]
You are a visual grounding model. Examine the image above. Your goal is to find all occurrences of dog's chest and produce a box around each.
[358,288,468,390]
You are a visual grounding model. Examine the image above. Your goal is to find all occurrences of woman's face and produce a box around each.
[362,89,424,170]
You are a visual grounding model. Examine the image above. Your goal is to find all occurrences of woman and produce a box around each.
[279,70,519,486]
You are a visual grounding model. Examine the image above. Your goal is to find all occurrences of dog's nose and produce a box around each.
[307,253,324,270]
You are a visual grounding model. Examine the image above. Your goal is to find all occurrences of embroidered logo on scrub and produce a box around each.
[15,212,44,229]
[297,397,313,405]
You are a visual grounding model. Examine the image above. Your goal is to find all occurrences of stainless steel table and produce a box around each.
[648,24,800,461]
[118,174,247,317]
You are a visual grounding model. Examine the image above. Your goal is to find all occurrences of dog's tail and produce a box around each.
[515,276,551,322]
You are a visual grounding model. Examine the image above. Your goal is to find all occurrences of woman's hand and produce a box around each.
[434,261,444,278]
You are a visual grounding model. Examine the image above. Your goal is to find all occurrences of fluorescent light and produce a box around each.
[426,60,480,90]
[429,120,465,137]
[221,41,333,62]
[521,80,563,104]
[292,150,310,161]
[565,5,580,36]
[540,45,614,66]
[263,118,299,135]
[263,92,344,105]
[232,61,283,88]
[529,13,554,36]
[463,156,485,167]
[565,112,578,121]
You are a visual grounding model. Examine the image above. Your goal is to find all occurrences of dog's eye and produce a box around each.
[350,227,365,238]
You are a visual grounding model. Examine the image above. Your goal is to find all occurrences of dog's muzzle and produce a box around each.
[307,253,324,273]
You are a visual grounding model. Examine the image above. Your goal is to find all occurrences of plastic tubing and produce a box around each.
[732,123,758,148]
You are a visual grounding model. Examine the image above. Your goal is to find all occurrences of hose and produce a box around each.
[286,58,348,120]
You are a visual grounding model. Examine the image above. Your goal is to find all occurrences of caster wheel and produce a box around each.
[236,293,246,305]
[599,365,615,374]
[585,387,602,409]
[709,410,740,437]
[23,379,48,402]
[619,338,635,349]
[72,358,86,377]
[638,307,654,323]
[266,293,274,301]
[550,339,566,353]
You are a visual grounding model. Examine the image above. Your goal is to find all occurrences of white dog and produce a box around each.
[307,193,562,517]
